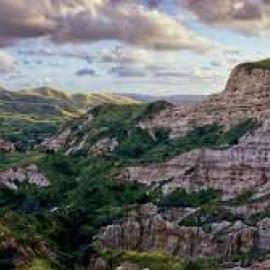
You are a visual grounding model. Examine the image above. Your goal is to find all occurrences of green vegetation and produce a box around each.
[100,250,219,270]
[119,251,186,270]
[219,119,258,146]
[0,113,61,148]
[227,190,253,207]
[0,151,43,171]
[114,118,258,163]
[159,188,219,208]
[250,58,270,69]
[22,259,55,270]
[49,101,258,164]
[0,153,155,269]
[0,100,261,269]
[0,88,139,148]
[179,204,240,227]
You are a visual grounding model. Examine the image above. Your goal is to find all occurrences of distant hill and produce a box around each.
[0,87,139,117]
[0,86,204,146]
[119,93,205,105]
[0,87,139,146]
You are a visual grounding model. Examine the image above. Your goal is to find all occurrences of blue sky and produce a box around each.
[0,0,270,96]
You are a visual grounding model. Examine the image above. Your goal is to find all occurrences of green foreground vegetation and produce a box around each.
[101,250,219,270]
[0,113,61,149]
[0,150,238,269]
[0,153,153,269]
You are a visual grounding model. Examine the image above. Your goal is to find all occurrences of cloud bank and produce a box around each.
[0,0,212,52]
[179,0,270,34]
[0,51,14,73]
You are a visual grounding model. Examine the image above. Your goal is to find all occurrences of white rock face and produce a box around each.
[0,164,49,189]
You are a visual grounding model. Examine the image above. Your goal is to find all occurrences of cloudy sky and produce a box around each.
[0,0,270,95]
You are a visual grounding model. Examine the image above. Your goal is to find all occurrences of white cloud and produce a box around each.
[0,0,213,52]
[99,46,152,64]
[0,50,14,73]
[178,0,270,34]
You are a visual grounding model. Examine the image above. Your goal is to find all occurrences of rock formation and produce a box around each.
[97,204,270,267]
[0,164,49,189]
[139,63,270,138]
[123,64,270,201]
[0,139,15,153]
[95,62,270,268]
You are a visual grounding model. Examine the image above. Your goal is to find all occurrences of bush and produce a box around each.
[159,189,219,208]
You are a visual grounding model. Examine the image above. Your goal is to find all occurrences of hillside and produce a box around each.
[0,87,139,148]
[38,60,270,269]
[118,93,205,105]
[1,87,139,116]
[2,61,270,269]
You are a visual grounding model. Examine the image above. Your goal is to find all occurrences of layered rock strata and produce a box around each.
[98,204,270,263]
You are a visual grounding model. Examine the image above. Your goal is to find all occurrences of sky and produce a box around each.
[1,0,270,96]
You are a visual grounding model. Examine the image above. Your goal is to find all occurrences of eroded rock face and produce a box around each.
[0,139,15,153]
[0,164,49,189]
[88,137,119,156]
[40,127,71,152]
[124,119,270,199]
[91,257,109,270]
[140,64,270,138]
[98,204,270,263]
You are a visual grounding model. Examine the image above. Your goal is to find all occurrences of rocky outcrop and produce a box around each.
[91,257,109,270]
[140,64,270,138]
[0,139,15,153]
[124,119,270,199]
[98,204,270,263]
[40,127,71,152]
[0,164,49,189]
[40,111,94,153]
[88,138,119,156]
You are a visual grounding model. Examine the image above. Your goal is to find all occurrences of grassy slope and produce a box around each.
[0,88,139,147]
[63,101,258,163]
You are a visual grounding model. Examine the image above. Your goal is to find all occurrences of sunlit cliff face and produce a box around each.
[0,0,270,95]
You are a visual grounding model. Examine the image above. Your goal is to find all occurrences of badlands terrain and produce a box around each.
[2,60,270,269]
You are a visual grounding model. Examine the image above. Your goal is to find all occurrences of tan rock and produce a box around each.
[98,204,262,261]
[0,164,49,189]
[0,139,15,153]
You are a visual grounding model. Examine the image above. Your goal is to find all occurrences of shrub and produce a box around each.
[159,189,219,208]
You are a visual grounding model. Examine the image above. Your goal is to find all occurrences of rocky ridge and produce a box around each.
[140,63,270,138]
[92,62,270,268]
[14,60,270,269]
[124,64,270,200]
